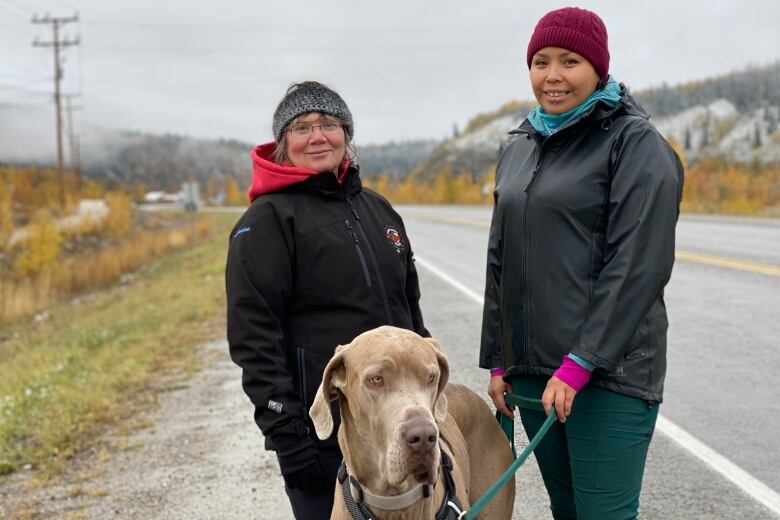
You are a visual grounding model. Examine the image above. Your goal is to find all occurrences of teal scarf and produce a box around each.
[527,76,622,137]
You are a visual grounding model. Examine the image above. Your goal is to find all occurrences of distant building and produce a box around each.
[142,191,179,203]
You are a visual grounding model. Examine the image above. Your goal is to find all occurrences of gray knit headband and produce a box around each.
[272,82,354,142]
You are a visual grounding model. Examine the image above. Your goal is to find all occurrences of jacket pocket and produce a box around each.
[596,421,655,490]
[624,318,650,361]
[624,350,646,361]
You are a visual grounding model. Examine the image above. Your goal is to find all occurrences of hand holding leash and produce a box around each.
[541,376,577,423]
[488,376,514,418]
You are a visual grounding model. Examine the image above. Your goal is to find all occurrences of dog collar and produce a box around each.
[338,446,464,520]
[349,472,431,511]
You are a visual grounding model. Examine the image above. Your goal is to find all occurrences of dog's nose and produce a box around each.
[404,422,437,453]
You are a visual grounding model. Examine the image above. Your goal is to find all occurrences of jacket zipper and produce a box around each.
[346,195,393,325]
[344,218,372,287]
[338,174,372,288]
[521,141,547,365]
[297,347,308,420]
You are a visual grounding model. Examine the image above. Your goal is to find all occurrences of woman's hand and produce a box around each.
[542,376,577,422]
[488,376,514,418]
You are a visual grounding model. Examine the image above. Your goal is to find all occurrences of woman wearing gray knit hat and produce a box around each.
[480,7,684,519]
[226,81,429,519]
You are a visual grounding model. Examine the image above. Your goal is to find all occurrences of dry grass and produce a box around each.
[0,212,235,480]
[0,217,214,323]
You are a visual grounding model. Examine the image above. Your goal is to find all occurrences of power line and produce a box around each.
[0,20,34,34]
[0,73,52,85]
[0,81,52,97]
[50,0,76,12]
[0,1,30,19]
[31,10,79,208]
[1,0,34,14]
[83,39,521,56]
[0,98,51,107]
[12,0,55,11]
[76,23,83,108]
[63,93,82,189]
[83,19,523,32]
[0,57,44,77]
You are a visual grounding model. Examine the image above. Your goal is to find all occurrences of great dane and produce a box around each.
[310,326,515,519]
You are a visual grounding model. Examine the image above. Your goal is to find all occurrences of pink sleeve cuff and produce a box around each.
[553,356,591,392]
[490,367,505,377]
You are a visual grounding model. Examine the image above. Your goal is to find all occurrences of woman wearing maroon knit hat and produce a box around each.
[480,7,684,518]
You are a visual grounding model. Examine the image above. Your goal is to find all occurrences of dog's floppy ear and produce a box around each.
[310,343,349,440]
[425,337,450,423]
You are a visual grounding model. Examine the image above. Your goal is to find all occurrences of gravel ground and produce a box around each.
[0,339,293,520]
[3,243,777,519]
[0,270,544,520]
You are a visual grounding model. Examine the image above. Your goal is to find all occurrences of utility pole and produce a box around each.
[64,94,82,191]
[32,12,80,209]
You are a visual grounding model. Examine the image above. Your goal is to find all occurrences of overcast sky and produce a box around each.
[1,0,779,148]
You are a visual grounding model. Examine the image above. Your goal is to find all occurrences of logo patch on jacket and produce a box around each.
[384,226,405,254]
[267,400,283,414]
[233,226,251,238]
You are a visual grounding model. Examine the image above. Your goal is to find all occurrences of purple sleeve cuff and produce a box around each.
[490,367,505,377]
[553,356,591,392]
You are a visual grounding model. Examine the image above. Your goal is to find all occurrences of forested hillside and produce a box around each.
[1,63,777,213]
[408,62,780,183]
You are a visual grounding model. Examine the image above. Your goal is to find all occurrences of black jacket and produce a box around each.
[480,92,684,402]
[226,165,427,451]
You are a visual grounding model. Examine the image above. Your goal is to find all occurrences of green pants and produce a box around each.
[512,376,659,520]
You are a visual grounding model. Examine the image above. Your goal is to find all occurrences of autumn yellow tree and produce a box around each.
[392,175,420,203]
[13,210,62,277]
[80,179,107,199]
[432,169,456,203]
[104,192,133,237]
[225,178,244,206]
[453,172,484,204]
[373,174,392,198]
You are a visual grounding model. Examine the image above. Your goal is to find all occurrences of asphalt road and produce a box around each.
[398,205,780,519]
[6,205,776,519]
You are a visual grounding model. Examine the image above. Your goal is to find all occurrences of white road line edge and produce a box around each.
[414,254,780,517]
[414,256,484,306]
[656,416,780,515]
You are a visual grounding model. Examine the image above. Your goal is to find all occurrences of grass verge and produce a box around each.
[0,212,236,479]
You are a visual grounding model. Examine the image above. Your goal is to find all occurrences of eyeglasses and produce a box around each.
[287,121,344,138]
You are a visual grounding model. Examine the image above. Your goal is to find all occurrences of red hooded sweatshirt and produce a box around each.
[248,142,350,203]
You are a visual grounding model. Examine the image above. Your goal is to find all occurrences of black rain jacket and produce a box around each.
[480,91,684,402]
[226,165,428,452]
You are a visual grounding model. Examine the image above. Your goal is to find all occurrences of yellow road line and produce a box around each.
[675,251,780,276]
[402,211,780,276]
[403,212,490,228]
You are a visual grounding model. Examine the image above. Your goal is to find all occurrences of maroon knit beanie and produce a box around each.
[526,7,610,79]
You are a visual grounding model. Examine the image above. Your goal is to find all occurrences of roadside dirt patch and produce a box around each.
[0,339,293,520]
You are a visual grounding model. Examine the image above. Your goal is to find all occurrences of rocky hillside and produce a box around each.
[82,131,251,191]
[410,62,780,181]
[358,140,439,178]
[0,105,440,190]
[2,62,777,190]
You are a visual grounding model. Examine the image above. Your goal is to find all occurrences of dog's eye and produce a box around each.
[428,374,436,385]
[368,375,383,386]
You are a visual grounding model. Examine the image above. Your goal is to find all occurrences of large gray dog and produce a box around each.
[310,326,515,519]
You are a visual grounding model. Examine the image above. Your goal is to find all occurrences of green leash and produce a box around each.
[459,393,557,520]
